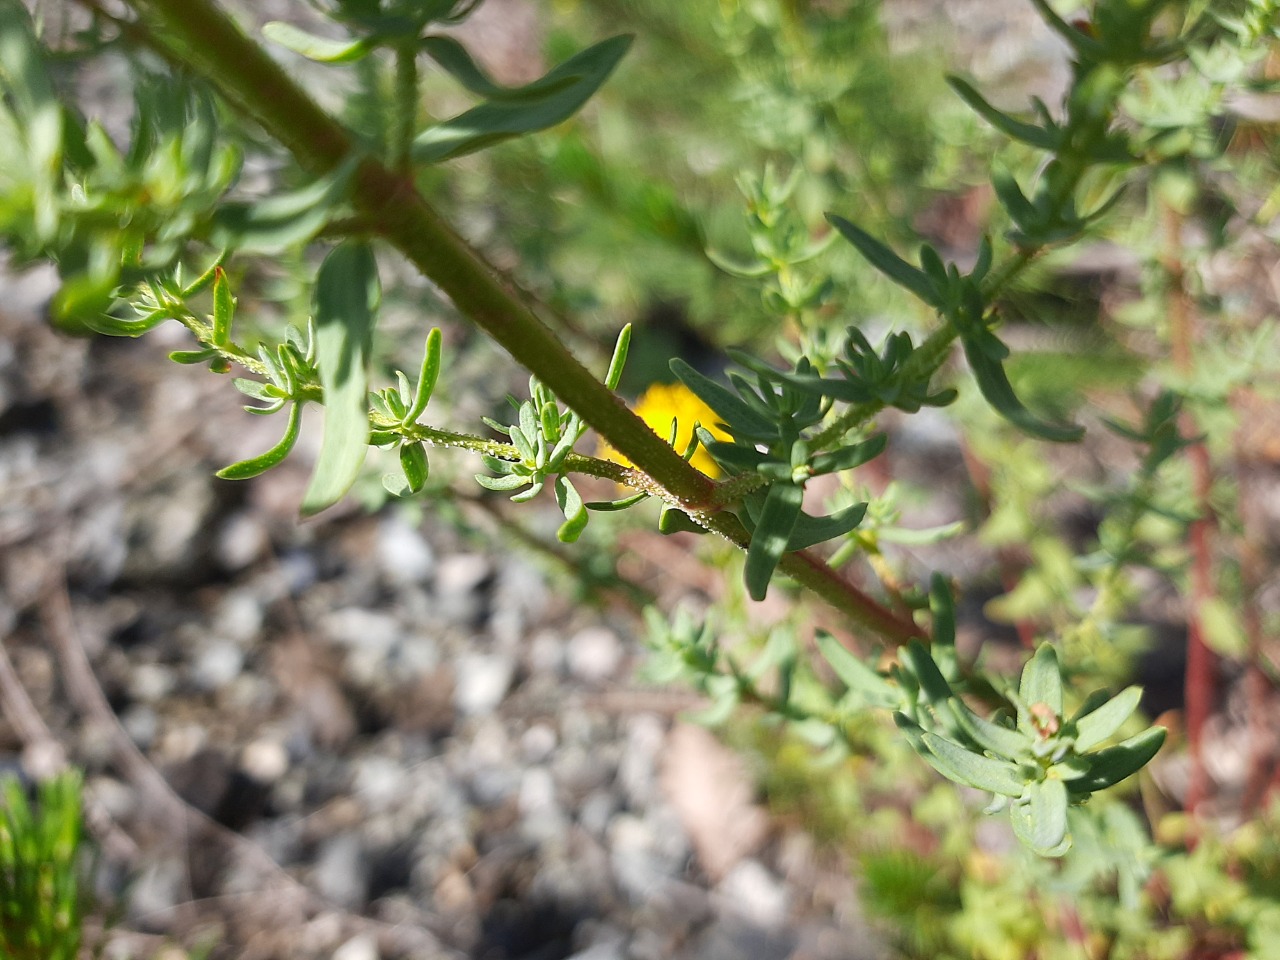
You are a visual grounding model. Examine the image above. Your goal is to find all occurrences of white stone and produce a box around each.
[332,934,379,960]
[454,652,515,716]
[566,626,624,682]
[240,738,289,784]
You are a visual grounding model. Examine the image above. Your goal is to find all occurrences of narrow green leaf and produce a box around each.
[216,402,302,480]
[585,491,648,512]
[211,153,360,254]
[809,434,888,475]
[604,323,632,391]
[948,76,1060,150]
[413,35,632,164]
[1073,686,1143,752]
[928,573,959,681]
[744,482,804,601]
[554,476,588,543]
[704,439,771,473]
[420,35,577,101]
[262,21,377,62]
[301,241,380,516]
[1019,643,1064,716]
[991,168,1041,232]
[403,328,442,424]
[706,248,772,278]
[671,358,775,439]
[914,726,1026,797]
[826,215,940,308]
[816,633,898,709]
[784,502,868,550]
[900,639,954,708]
[949,701,1027,759]
[1070,726,1167,793]
[211,266,234,346]
[963,336,1085,442]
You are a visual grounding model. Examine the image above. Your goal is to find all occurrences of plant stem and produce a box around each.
[392,43,418,174]
[118,0,712,502]
[1163,200,1215,817]
[113,0,923,644]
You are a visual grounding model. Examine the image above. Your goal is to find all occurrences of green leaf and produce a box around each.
[826,215,940,308]
[476,471,530,492]
[585,491,648,512]
[1070,726,1167,793]
[1011,779,1071,855]
[816,633,898,709]
[658,504,706,535]
[671,358,775,439]
[420,35,577,101]
[899,640,954,708]
[922,730,1026,796]
[963,336,1085,442]
[1019,643,1064,716]
[211,153,360,254]
[948,76,1060,150]
[216,402,302,479]
[706,248,771,278]
[301,241,380,516]
[211,266,234,346]
[169,348,219,365]
[262,21,377,62]
[1073,686,1143,752]
[928,573,958,680]
[784,502,868,550]
[399,440,429,493]
[949,701,1027,759]
[604,323,632,391]
[896,715,1025,797]
[412,35,632,164]
[744,482,804,601]
[403,328,442,424]
[809,434,888,475]
[554,476,588,543]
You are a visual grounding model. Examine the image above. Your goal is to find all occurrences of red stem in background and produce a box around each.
[1163,203,1216,817]
[1233,393,1274,814]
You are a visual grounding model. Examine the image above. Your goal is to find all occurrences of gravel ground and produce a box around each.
[0,264,883,960]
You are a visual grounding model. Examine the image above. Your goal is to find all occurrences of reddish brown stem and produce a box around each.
[1163,203,1217,816]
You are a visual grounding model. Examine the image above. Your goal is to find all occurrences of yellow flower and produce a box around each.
[601,380,732,478]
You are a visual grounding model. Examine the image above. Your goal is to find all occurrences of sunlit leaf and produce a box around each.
[1073,685,1143,752]
[744,482,803,600]
[413,35,632,164]
[300,241,380,516]
[216,402,302,479]
[262,21,377,62]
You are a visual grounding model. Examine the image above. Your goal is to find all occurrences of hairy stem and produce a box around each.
[112,0,923,644]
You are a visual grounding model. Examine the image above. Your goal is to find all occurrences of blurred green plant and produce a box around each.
[0,773,88,960]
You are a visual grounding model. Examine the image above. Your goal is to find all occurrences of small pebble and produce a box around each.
[376,514,435,585]
[454,652,515,716]
[240,738,289,784]
[332,934,379,960]
[566,626,624,683]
